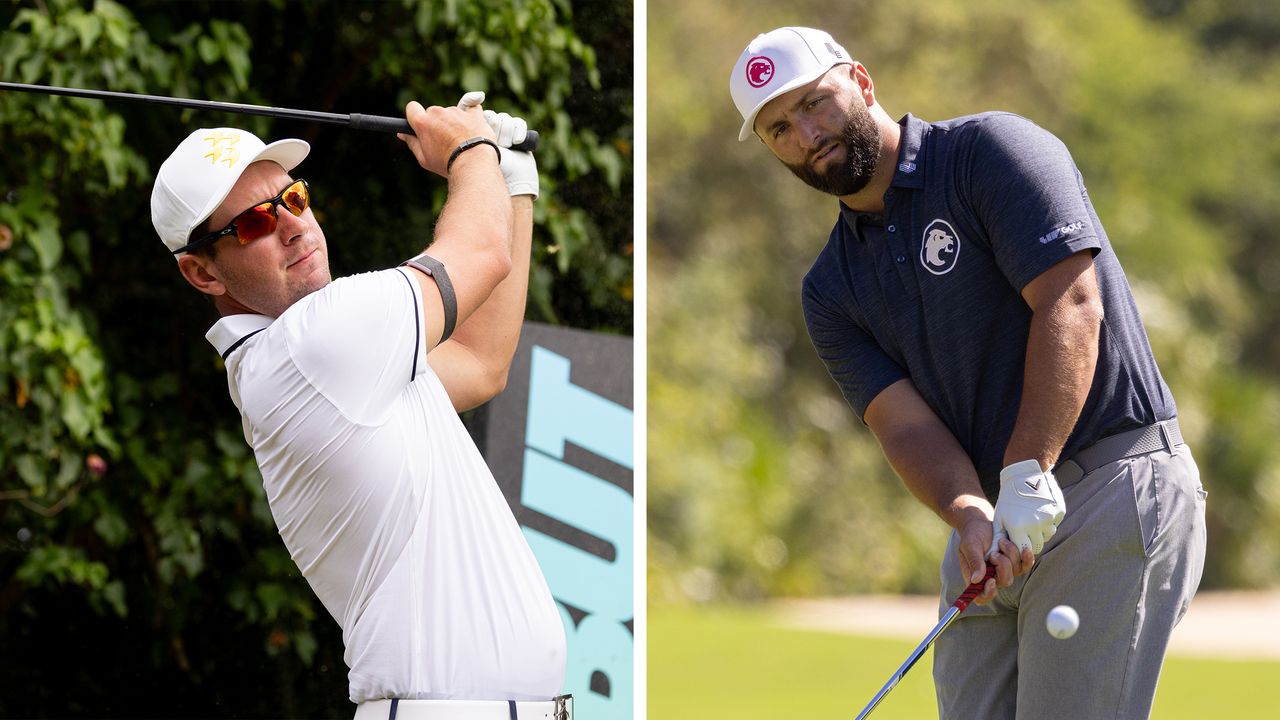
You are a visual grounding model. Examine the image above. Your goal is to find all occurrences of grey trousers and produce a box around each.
[933,443,1207,720]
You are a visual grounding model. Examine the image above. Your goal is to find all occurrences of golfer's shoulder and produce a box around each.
[296,268,412,312]
[933,113,1074,190]
[926,112,1054,156]
[278,269,417,347]
[967,112,1068,156]
[931,110,1042,136]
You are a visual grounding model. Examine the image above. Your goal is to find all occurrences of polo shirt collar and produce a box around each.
[206,313,273,358]
[838,113,930,234]
[891,113,928,189]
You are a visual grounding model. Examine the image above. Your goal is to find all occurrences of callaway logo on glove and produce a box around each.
[989,459,1066,556]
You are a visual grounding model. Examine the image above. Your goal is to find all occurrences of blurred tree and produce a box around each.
[0,0,631,716]
[649,0,1280,603]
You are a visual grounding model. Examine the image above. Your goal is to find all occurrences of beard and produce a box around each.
[783,103,882,197]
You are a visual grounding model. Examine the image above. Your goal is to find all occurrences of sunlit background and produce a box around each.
[650,0,1280,607]
[648,0,1280,715]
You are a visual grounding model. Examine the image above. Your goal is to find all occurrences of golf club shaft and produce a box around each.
[0,81,539,151]
[853,563,997,720]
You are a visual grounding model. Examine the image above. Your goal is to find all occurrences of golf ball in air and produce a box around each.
[1046,605,1079,639]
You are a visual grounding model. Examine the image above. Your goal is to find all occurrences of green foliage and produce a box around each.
[649,0,1280,603]
[0,0,630,716]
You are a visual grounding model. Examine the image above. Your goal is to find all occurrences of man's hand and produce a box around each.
[468,96,538,199]
[957,505,1039,605]
[991,459,1066,557]
[397,97,497,177]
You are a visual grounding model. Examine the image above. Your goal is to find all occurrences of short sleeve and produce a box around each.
[802,275,907,420]
[966,114,1102,291]
[277,269,428,424]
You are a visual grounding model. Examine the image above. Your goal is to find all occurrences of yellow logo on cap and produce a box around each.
[201,131,242,167]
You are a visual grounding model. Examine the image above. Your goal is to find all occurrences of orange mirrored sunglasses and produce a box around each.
[173,178,309,255]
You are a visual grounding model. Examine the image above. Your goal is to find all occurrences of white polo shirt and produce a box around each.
[206,268,566,703]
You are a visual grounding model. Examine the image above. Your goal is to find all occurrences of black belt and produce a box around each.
[1056,418,1184,486]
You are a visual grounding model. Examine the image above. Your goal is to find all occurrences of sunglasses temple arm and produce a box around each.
[348,113,539,153]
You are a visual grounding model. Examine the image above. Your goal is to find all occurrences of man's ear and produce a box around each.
[850,61,877,106]
[177,253,226,296]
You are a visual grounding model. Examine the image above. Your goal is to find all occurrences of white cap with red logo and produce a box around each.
[730,27,853,142]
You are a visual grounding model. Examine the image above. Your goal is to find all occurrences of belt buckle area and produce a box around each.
[553,694,572,720]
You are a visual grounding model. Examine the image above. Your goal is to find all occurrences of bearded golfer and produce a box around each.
[731,27,1206,719]
[150,93,568,719]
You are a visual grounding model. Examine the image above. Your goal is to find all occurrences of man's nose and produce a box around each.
[275,203,307,243]
[794,117,823,151]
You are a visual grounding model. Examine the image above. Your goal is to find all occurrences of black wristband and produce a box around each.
[401,253,457,343]
[446,136,500,173]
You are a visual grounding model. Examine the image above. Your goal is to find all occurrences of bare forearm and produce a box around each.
[879,422,992,531]
[1004,282,1102,469]
[867,380,993,531]
[424,151,514,319]
[866,378,1009,598]
[426,196,532,410]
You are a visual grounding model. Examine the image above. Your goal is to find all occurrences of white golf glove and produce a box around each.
[455,91,538,198]
[989,459,1066,556]
[457,90,486,110]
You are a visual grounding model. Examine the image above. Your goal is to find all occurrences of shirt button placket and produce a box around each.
[889,211,918,296]
[888,224,905,263]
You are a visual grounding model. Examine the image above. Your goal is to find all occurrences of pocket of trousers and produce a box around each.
[1129,458,1161,557]
[1139,450,1205,557]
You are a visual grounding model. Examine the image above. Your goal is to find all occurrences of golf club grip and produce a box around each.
[952,563,998,613]
[348,113,539,152]
[348,113,414,134]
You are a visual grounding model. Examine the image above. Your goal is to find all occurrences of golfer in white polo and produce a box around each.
[150,93,568,719]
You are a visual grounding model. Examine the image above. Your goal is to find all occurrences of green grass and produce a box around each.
[648,604,1280,719]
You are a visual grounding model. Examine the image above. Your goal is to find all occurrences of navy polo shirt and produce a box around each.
[802,112,1175,498]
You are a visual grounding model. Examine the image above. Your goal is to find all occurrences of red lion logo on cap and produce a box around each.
[746,56,775,88]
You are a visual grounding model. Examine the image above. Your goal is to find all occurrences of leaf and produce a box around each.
[256,583,289,621]
[528,264,558,323]
[19,55,44,84]
[14,454,43,490]
[414,0,436,35]
[197,36,218,65]
[460,65,487,92]
[66,12,102,52]
[26,215,63,271]
[94,511,129,547]
[53,450,81,490]
[11,9,49,35]
[100,579,127,618]
[500,52,525,94]
[592,145,624,193]
[60,388,94,440]
[99,8,130,49]
[66,229,91,271]
[294,629,318,666]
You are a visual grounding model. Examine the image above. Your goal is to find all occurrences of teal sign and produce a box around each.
[470,323,633,720]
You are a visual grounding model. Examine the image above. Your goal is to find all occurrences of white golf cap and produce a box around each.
[730,27,853,142]
[151,127,310,254]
